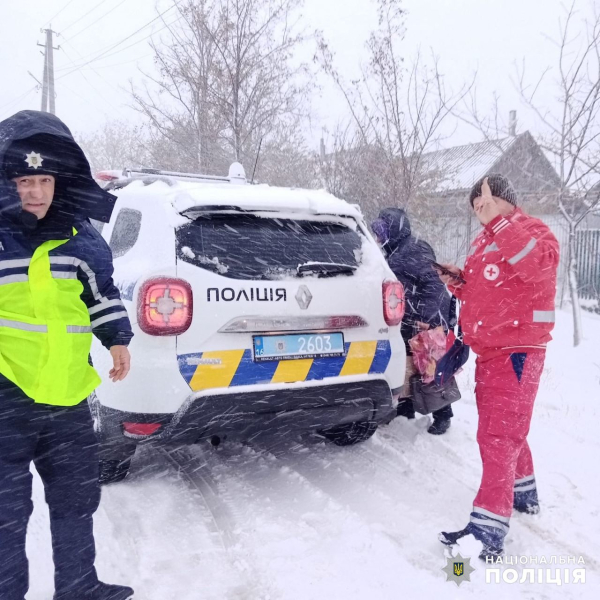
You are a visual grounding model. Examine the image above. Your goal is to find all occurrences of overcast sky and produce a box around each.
[0,0,593,153]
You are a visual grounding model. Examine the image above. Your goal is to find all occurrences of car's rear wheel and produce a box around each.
[321,421,378,446]
[99,457,133,485]
[98,439,136,485]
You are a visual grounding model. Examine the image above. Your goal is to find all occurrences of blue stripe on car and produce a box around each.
[230,350,279,386]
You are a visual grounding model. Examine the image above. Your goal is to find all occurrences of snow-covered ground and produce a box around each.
[26,309,600,599]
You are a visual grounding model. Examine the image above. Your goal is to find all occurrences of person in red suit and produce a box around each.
[436,174,559,561]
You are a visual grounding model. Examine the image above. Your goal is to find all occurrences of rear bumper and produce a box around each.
[96,379,395,445]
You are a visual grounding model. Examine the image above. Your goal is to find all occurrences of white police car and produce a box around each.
[92,164,406,482]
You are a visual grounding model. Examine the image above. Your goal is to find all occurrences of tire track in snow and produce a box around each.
[514,515,600,571]
[98,448,244,600]
[228,436,454,581]
[158,446,279,600]
[201,440,354,517]
[256,430,599,578]
[160,447,236,550]
[372,421,600,570]
[269,430,465,528]
[192,441,434,600]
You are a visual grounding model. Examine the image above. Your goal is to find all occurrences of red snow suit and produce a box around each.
[449,209,559,522]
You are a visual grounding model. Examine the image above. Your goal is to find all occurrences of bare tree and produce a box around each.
[77,121,151,175]
[317,124,363,200]
[317,0,469,218]
[316,125,392,221]
[130,0,310,175]
[254,120,318,187]
[516,1,600,346]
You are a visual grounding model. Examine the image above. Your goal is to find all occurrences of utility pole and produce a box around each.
[38,28,60,114]
[40,41,49,112]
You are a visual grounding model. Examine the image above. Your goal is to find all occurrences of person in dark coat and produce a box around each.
[0,111,134,600]
[371,207,453,434]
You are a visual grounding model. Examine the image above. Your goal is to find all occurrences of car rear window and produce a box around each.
[176,214,362,280]
[109,208,142,258]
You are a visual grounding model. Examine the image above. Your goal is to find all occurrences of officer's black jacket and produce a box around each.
[0,110,132,348]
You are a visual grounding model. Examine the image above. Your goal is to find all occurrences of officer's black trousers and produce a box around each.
[0,376,101,600]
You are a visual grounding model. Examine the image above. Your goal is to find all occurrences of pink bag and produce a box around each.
[408,327,448,383]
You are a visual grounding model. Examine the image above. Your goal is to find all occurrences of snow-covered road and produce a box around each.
[26,310,600,599]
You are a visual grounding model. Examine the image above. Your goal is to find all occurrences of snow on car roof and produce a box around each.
[166,180,363,219]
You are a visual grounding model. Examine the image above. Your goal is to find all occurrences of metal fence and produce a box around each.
[412,214,599,303]
[576,229,600,301]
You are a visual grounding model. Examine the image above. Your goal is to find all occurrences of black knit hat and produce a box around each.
[2,133,76,181]
[469,173,518,207]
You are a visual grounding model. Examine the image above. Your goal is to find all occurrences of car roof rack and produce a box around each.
[96,162,247,190]
[127,168,229,182]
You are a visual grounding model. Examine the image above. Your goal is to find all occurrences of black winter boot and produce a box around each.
[396,398,415,419]
[440,525,504,562]
[427,404,453,435]
[513,476,540,514]
[438,527,469,546]
[440,513,507,562]
[54,582,134,600]
[427,418,451,435]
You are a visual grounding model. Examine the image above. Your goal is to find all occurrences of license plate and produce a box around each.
[253,332,345,362]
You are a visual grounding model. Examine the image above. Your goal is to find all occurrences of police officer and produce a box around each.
[0,111,134,600]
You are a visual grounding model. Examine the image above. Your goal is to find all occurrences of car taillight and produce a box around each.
[383,280,405,326]
[138,278,193,335]
[95,170,119,181]
[122,422,162,437]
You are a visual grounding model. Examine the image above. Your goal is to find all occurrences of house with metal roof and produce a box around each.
[418,130,561,215]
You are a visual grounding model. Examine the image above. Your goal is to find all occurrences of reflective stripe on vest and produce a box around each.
[0,318,47,332]
[0,230,101,405]
[533,310,555,323]
[0,257,80,286]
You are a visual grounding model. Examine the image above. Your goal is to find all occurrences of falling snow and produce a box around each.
[20,310,600,599]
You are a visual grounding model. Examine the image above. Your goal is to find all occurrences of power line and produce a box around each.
[77,15,182,65]
[66,53,153,72]
[54,6,178,72]
[60,46,130,120]
[56,16,180,78]
[0,86,37,112]
[60,81,138,138]
[60,0,113,34]
[56,6,176,72]
[56,4,181,80]
[45,0,77,27]
[63,0,129,44]
[58,33,153,74]
[59,80,116,121]
[0,87,38,120]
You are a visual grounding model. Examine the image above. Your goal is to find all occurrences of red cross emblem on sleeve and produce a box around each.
[484,264,500,281]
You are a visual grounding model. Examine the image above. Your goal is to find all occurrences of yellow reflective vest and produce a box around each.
[0,231,100,405]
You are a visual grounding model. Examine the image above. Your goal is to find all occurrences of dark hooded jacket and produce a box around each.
[0,110,132,349]
[377,208,451,350]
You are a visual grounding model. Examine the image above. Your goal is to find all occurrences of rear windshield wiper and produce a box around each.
[297,262,357,277]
